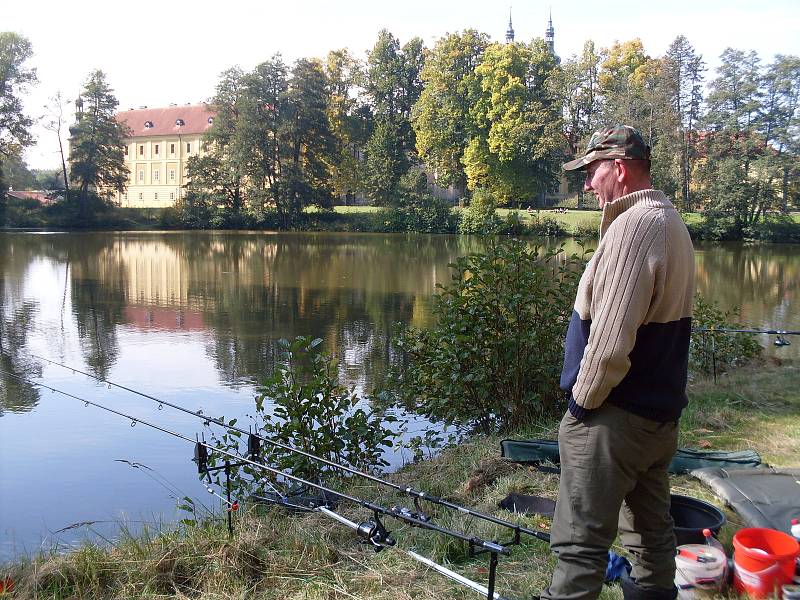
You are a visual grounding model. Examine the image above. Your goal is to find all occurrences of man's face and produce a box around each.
[584,160,619,209]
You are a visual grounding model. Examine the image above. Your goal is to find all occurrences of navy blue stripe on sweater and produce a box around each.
[561,310,691,423]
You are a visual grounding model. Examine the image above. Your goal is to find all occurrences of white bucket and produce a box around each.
[675,544,727,599]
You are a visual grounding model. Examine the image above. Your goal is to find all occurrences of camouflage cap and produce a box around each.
[562,125,651,171]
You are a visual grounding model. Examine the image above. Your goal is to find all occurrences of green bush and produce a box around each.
[458,188,501,234]
[689,295,763,375]
[200,337,396,503]
[527,215,566,237]
[393,238,588,433]
[571,219,598,239]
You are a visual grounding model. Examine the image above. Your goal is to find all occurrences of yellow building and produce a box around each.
[114,104,215,208]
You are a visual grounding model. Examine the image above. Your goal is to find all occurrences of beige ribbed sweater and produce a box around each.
[567,189,695,414]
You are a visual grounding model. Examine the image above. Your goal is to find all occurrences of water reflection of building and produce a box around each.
[123,307,205,331]
[111,240,190,307]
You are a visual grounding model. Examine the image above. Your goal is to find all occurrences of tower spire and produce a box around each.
[505,7,515,44]
[545,8,555,54]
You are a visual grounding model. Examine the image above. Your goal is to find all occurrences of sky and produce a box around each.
[6,0,800,170]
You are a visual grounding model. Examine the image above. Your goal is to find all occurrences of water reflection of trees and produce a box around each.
[694,242,799,327]
[0,237,42,413]
[2,232,797,399]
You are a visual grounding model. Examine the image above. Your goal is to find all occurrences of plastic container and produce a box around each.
[675,543,727,599]
[670,495,726,546]
[733,527,800,598]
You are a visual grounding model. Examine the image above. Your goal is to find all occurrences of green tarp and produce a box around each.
[500,439,763,474]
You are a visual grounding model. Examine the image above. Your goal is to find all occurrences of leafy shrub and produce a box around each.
[393,238,588,433]
[459,188,501,234]
[200,337,397,501]
[689,295,763,375]
[527,215,566,237]
[571,219,598,239]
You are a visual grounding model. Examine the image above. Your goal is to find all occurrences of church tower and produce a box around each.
[545,10,555,54]
[505,9,515,44]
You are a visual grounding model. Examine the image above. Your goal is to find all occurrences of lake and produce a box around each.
[0,231,797,561]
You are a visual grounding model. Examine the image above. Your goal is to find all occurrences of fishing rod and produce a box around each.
[693,327,797,346]
[6,370,516,600]
[31,354,550,546]
[320,508,512,600]
[693,327,799,335]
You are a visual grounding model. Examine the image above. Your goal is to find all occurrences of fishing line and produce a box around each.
[3,369,508,555]
[7,369,518,599]
[30,354,549,545]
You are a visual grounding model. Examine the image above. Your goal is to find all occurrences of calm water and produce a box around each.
[0,231,798,561]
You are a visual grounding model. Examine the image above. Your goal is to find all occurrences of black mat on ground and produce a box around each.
[690,466,800,534]
[501,438,763,474]
[498,493,556,518]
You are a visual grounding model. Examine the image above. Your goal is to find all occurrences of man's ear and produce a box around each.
[614,159,627,184]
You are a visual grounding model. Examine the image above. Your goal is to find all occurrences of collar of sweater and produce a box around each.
[599,189,671,240]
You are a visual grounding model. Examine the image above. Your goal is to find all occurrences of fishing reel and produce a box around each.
[356,513,395,552]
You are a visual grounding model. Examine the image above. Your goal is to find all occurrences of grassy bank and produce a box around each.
[3,359,799,599]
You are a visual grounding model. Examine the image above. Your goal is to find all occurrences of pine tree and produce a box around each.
[68,70,129,220]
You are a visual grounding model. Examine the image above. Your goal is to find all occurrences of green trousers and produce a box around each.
[541,403,679,600]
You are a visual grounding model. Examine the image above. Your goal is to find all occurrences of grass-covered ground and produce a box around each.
[3,358,799,599]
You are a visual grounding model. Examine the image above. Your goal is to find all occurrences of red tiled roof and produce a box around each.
[7,190,51,203]
[116,104,216,137]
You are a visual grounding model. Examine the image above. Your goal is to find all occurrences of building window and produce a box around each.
[169,169,176,181]
[154,144,159,156]
[124,146,128,156]
[144,120,154,129]
[186,142,191,154]
[153,169,160,182]
[138,170,144,182]
[154,192,158,200]
[176,118,185,126]
[123,193,128,201]
[170,143,175,155]
[170,192,174,200]
[139,193,143,200]
[139,145,144,156]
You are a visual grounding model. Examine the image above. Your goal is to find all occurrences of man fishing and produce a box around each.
[541,126,696,600]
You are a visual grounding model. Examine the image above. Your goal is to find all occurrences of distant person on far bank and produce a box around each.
[541,125,695,600]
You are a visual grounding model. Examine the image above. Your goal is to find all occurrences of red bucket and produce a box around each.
[733,528,799,598]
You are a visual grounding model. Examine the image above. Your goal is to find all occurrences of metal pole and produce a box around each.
[225,461,233,537]
[487,551,499,600]
[711,335,717,384]
[406,551,509,600]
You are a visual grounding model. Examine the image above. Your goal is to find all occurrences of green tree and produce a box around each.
[325,49,369,201]
[759,55,800,212]
[597,39,650,126]
[0,32,37,224]
[363,118,405,205]
[560,40,602,206]
[463,40,564,206]
[185,66,247,226]
[279,58,336,223]
[412,29,488,197]
[700,49,773,233]
[664,36,705,210]
[2,152,36,189]
[362,30,425,204]
[68,70,130,221]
